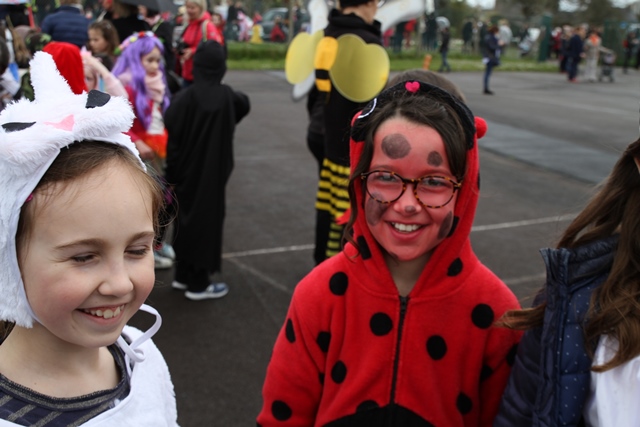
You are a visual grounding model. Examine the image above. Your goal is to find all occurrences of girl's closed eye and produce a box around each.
[127,246,151,257]
[71,253,96,263]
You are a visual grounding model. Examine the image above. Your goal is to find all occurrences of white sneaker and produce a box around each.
[171,280,188,290]
[185,283,229,301]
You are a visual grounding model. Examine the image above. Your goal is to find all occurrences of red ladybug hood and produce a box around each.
[344,80,489,298]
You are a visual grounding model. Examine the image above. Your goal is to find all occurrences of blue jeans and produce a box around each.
[484,62,495,91]
[566,57,579,80]
[439,50,450,71]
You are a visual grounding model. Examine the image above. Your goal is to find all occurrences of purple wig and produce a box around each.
[112,33,170,130]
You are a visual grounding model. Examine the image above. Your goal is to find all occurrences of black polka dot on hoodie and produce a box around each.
[471,304,494,329]
[446,216,459,238]
[370,313,393,336]
[356,236,372,260]
[272,400,292,421]
[456,393,473,415]
[285,318,295,343]
[316,331,331,352]
[480,364,494,382]
[331,361,347,384]
[447,258,463,276]
[426,335,447,360]
[329,272,348,295]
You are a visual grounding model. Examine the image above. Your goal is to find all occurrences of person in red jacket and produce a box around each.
[258,81,522,426]
[177,0,223,86]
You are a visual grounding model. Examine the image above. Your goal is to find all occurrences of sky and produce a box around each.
[465,0,636,8]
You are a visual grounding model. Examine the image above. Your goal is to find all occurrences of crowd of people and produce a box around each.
[550,24,615,83]
[0,0,251,299]
[2,0,640,425]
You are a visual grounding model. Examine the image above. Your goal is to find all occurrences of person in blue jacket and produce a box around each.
[565,25,586,82]
[495,136,640,426]
[40,0,90,48]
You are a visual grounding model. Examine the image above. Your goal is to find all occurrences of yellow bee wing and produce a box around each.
[330,34,390,103]
[285,30,325,84]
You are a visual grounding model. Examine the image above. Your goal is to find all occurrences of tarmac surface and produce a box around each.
[129,66,640,426]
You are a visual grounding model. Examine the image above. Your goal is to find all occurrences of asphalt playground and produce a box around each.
[129,66,640,426]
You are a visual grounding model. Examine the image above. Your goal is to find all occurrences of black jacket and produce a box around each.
[165,41,250,272]
[321,9,382,166]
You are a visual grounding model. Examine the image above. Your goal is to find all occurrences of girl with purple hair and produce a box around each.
[112,31,170,165]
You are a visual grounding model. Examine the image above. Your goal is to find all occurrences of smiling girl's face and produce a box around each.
[18,160,156,351]
[364,116,459,267]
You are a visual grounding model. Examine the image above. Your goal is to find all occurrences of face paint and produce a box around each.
[381,134,411,159]
[365,194,389,226]
[427,151,443,167]
[437,211,454,240]
[367,117,459,265]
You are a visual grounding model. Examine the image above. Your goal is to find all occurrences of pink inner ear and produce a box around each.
[44,115,75,131]
[405,81,420,93]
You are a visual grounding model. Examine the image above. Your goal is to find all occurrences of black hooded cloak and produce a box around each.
[165,40,250,273]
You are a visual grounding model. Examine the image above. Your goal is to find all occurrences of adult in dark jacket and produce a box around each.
[40,0,90,48]
[496,137,640,426]
[313,0,383,265]
[164,40,250,300]
[566,25,586,82]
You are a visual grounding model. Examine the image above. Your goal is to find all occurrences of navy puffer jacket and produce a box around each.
[494,235,617,427]
[40,6,90,48]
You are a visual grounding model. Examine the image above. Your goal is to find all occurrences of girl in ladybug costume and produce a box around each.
[258,81,522,426]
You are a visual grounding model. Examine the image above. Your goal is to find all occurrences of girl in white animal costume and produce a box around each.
[0,51,178,426]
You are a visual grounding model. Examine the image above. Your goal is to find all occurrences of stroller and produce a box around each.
[599,49,616,82]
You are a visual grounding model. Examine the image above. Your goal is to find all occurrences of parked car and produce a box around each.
[258,7,309,42]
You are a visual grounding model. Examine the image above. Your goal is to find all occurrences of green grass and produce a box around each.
[225,40,559,73]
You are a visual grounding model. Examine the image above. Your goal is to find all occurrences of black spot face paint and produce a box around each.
[427,151,443,167]
[365,194,389,226]
[381,134,411,159]
[437,211,454,239]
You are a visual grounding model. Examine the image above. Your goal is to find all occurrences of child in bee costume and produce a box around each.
[310,0,387,264]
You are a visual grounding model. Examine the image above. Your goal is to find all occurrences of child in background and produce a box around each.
[112,31,174,269]
[82,50,127,97]
[258,81,521,426]
[112,32,169,164]
[88,20,120,68]
[164,40,250,301]
[0,51,177,426]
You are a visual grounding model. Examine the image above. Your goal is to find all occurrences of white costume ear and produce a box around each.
[30,51,75,101]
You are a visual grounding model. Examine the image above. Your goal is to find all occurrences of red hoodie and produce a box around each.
[258,82,522,426]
